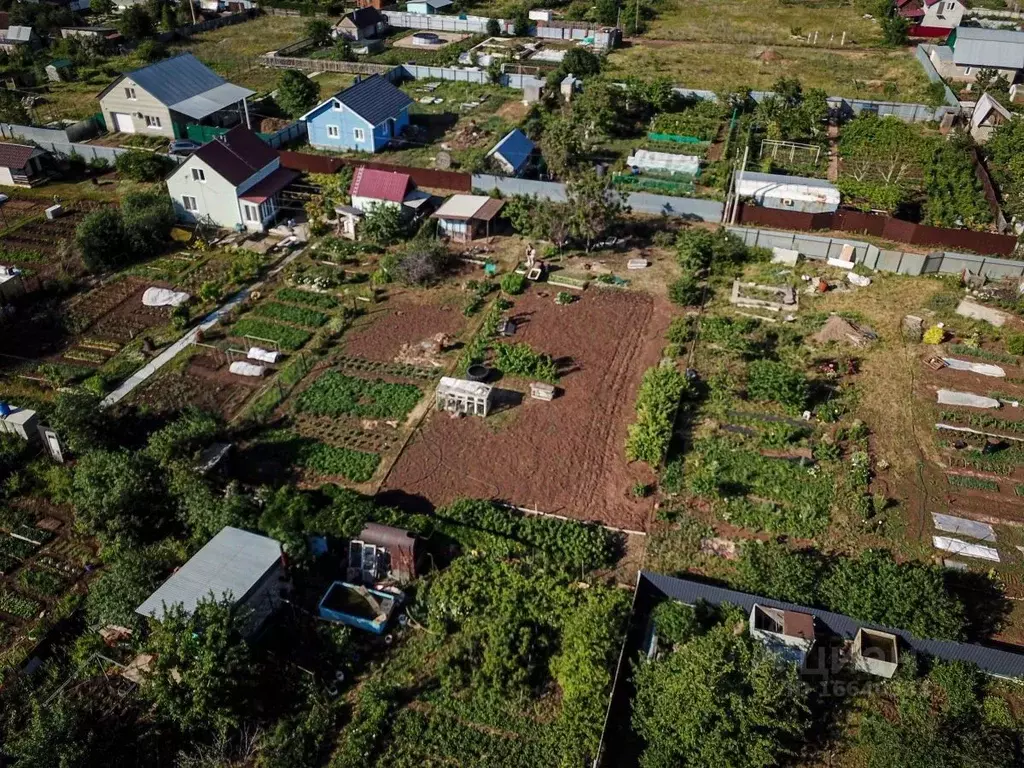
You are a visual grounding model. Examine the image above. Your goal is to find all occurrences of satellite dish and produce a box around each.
[435,151,452,170]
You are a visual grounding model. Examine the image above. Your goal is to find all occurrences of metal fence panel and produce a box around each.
[625,192,722,220]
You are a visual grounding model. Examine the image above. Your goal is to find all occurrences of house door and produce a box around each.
[112,112,135,133]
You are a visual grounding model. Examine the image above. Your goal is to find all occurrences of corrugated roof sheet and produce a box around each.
[432,194,490,220]
[170,82,255,120]
[191,126,278,187]
[487,129,535,174]
[640,571,1024,680]
[4,26,33,42]
[0,143,40,169]
[952,26,1024,69]
[970,92,1011,130]
[350,166,413,202]
[240,167,300,203]
[136,527,281,620]
[121,53,229,108]
[334,74,413,126]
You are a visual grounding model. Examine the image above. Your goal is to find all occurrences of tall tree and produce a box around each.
[143,597,253,735]
[276,70,320,118]
[565,171,625,251]
[541,116,585,179]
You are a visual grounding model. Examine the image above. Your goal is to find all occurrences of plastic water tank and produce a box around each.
[0,403,10,418]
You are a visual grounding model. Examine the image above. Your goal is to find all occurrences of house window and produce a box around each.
[353,127,365,142]
[144,115,162,128]
[192,168,206,182]
[243,204,259,222]
[327,125,340,138]
[182,195,198,212]
[124,86,137,100]
[332,100,342,111]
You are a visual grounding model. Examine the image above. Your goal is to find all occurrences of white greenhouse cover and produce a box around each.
[143,287,191,307]
[933,536,1000,562]
[625,149,700,177]
[248,347,281,364]
[941,358,1006,378]
[229,361,264,377]
[932,513,996,543]
[936,389,1001,409]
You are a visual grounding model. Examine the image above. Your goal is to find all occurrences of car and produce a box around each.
[168,139,202,156]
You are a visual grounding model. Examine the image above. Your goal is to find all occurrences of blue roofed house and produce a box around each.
[302,75,413,153]
[486,128,536,176]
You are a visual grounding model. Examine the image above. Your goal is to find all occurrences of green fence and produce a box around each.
[612,173,696,196]
[185,123,272,144]
[648,132,708,145]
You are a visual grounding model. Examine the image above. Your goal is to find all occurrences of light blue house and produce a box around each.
[301,75,413,153]
[407,0,452,13]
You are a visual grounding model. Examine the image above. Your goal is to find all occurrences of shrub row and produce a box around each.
[625,366,688,466]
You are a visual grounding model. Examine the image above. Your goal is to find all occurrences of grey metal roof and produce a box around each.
[136,527,282,621]
[116,53,235,110]
[4,26,33,43]
[334,74,413,126]
[170,82,255,120]
[739,171,837,189]
[640,571,1024,680]
[952,26,1024,69]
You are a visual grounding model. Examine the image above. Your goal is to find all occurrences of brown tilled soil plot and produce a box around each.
[381,288,672,531]
[133,351,260,419]
[344,293,466,363]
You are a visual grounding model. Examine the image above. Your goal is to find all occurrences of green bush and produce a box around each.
[299,442,379,482]
[500,272,526,295]
[1007,334,1024,356]
[668,275,703,306]
[492,342,558,382]
[625,366,688,465]
[746,360,808,410]
[114,150,173,182]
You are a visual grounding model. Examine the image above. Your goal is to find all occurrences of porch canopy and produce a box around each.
[240,168,300,204]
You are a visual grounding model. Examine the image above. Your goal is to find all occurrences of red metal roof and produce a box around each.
[0,143,39,169]
[349,166,413,203]
[240,167,300,203]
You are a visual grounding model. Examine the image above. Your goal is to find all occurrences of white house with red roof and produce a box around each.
[349,166,431,215]
[165,127,298,232]
[896,0,964,34]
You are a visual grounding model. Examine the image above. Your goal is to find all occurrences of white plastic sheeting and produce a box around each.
[142,287,191,307]
[229,361,264,378]
[941,358,1006,378]
[933,536,1000,562]
[937,389,1001,409]
[771,247,800,266]
[932,513,996,542]
[625,149,701,177]
[955,299,1009,327]
[248,347,281,364]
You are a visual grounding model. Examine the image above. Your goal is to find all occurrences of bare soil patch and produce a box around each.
[381,288,673,531]
[344,294,466,363]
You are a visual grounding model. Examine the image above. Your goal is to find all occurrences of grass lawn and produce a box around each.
[641,0,883,45]
[169,14,309,87]
[309,72,359,97]
[605,41,933,102]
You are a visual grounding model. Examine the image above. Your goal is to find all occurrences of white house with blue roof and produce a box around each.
[486,128,536,176]
[97,53,255,139]
[301,75,413,153]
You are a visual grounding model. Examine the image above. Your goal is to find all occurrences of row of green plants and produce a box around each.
[231,317,312,350]
[250,300,330,329]
[295,371,423,421]
[16,566,67,598]
[939,410,1024,435]
[275,287,340,310]
[946,474,999,492]
[948,344,1020,365]
[625,365,689,466]
[0,589,41,619]
[299,440,380,483]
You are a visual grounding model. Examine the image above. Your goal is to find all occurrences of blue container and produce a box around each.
[317,582,399,635]
[0,403,10,417]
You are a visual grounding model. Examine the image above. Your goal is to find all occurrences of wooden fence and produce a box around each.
[279,150,472,191]
[737,204,1019,257]
[260,54,399,77]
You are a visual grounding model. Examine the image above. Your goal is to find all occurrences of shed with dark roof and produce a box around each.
[335,6,387,40]
[0,143,48,188]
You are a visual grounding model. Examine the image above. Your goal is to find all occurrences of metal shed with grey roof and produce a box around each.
[136,527,284,634]
[950,26,1024,70]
